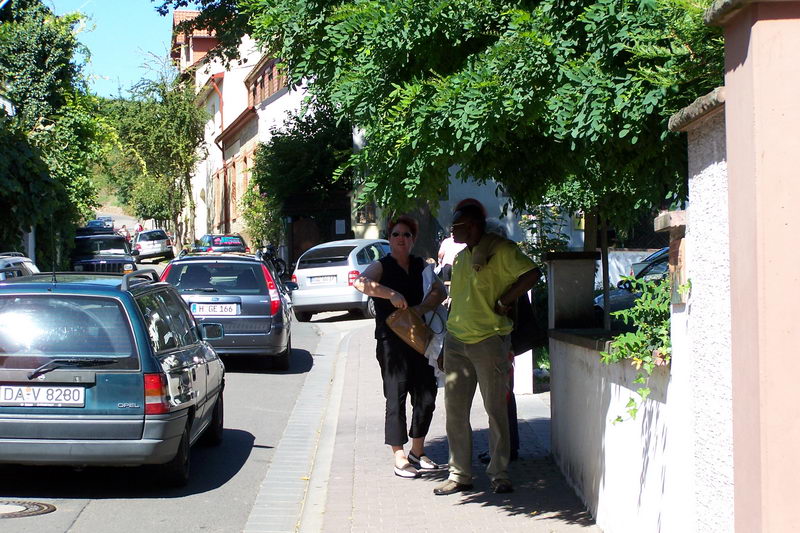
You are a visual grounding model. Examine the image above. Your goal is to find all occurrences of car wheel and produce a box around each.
[273,339,291,371]
[161,424,190,487]
[362,298,376,319]
[294,310,312,322]
[202,392,224,446]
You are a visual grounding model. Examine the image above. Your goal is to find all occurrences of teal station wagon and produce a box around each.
[0,271,225,486]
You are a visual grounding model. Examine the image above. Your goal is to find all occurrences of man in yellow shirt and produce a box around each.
[434,201,541,496]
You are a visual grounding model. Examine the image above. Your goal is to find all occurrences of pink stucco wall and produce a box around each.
[722,3,800,531]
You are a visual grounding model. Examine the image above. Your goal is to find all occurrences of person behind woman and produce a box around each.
[354,215,448,478]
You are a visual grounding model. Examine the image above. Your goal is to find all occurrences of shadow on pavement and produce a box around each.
[222,348,314,375]
[0,428,258,499]
[421,425,595,527]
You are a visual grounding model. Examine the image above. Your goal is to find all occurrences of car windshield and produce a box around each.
[298,246,356,269]
[165,262,267,295]
[74,237,129,255]
[0,295,136,369]
[86,220,105,228]
[638,256,669,280]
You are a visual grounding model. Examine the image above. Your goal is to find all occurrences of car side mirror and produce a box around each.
[200,323,224,341]
[284,281,298,292]
[617,280,633,291]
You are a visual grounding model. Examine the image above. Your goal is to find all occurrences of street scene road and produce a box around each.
[0,314,367,533]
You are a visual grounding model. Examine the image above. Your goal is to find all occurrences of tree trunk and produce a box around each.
[600,214,611,331]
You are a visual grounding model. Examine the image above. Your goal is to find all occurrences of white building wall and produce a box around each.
[255,85,305,142]
[437,166,525,241]
[187,37,261,242]
[684,110,733,532]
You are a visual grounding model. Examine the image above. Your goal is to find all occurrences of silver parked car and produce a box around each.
[133,229,175,263]
[290,239,390,322]
[161,253,293,370]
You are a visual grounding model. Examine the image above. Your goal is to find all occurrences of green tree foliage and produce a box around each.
[242,106,353,245]
[155,0,722,223]
[601,275,672,421]
[0,114,62,249]
[104,67,206,246]
[0,0,111,266]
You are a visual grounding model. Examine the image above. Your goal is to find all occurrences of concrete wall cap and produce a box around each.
[668,87,726,132]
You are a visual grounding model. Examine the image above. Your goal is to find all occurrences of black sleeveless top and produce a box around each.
[373,254,426,339]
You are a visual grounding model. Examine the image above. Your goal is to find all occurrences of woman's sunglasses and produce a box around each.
[391,232,413,238]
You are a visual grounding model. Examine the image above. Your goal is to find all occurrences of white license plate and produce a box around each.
[309,275,336,285]
[191,303,238,315]
[0,385,85,407]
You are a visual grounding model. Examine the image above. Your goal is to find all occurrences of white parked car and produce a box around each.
[0,252,39,280]
[132,229,175,263]
[290,239,389,322]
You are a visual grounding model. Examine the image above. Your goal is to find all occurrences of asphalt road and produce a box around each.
[0,314,358,533]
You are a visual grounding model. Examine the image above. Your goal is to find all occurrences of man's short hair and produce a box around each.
[453,203,486,231]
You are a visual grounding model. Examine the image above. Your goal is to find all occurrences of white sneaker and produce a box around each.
[394,462,420,479]
[407,452,444,470]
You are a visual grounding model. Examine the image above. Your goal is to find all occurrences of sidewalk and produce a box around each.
[246,323,599,533]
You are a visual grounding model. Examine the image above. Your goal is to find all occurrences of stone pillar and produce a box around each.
[707,3,800,531]
[544,252,601,329]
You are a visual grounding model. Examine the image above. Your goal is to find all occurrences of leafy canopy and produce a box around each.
[103,66,207,228]
[154,0,722,222]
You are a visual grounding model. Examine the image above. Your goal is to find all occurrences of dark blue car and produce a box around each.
[0,271,226,486]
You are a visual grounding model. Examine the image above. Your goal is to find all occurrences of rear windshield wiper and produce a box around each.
[28,358,119,380]
[181,288,218,292]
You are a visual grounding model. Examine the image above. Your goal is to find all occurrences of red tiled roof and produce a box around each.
[172,9,215,40]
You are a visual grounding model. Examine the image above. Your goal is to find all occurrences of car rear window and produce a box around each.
[212,236,244,246]
[74,237,129,255]
[297,246,356,269]
[0,295,137,370]
[140,231,167,241]
[165,262,268,295]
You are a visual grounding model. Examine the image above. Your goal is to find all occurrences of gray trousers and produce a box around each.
[443,333,511,484]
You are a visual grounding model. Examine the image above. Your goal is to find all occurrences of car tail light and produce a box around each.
[144,373,169,414]
[206,247,213,252]
[291,274,297,284]
[135,243,142,251]
[261,264,281,315]
[348,270,360,286]
[245,246,250,253]
[166,239,172,246]
[160,264,173,281]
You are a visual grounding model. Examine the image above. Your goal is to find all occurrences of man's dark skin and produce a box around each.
[449,208,541,316]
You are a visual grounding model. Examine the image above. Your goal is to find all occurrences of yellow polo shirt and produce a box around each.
[447,236,535,344]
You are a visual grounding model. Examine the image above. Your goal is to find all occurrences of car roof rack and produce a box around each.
[0,252,25,257]
[121,269,160,291]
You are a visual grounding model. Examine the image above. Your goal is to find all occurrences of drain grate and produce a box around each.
[0,500,56,519]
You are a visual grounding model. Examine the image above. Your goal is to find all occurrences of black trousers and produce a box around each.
[376,334,437,446]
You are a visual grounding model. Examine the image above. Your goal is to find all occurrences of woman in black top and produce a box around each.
[354,215,447,478]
